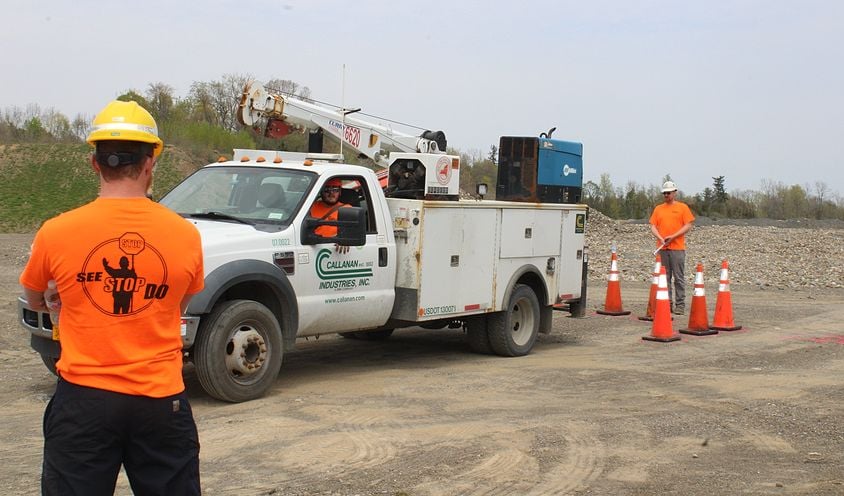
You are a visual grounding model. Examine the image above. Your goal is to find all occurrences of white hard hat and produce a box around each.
[661,181,678,193]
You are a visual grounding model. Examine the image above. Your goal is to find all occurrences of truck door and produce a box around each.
[296,175,395,335]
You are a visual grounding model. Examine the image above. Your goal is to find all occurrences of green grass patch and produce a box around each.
[0,143,97,232]
[0,143,206,232]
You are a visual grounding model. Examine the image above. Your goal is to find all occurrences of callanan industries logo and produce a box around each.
[316,248,373,290]
[78,232,169,316]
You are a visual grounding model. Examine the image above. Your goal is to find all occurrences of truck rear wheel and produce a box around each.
[488,284,540,357]
[194,300,283,402]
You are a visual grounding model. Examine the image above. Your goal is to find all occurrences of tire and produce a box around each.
[488,284,540,357]
[465,316,494,355]
[194,300,283,403]
[352,329,394,341]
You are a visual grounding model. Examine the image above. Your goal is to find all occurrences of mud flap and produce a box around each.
[539,304,553,334]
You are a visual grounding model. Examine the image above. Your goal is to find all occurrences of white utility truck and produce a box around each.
[20,82,587,402]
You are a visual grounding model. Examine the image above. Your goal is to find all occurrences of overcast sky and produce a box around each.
[3,0,842,196]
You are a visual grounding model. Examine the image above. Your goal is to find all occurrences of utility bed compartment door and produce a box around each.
[391,201,497,321]
[416,207,497,316]
[500,209,562,258]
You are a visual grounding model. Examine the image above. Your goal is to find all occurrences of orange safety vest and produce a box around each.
[310,200,348,237]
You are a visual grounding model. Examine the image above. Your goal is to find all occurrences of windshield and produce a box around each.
[160,166,316,226]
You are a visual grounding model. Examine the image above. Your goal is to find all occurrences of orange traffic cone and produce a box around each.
[680,263,717,336]
[596,247,631,316]
[710,260,742,331]
[643,266,680,342]
[638,255,662,321]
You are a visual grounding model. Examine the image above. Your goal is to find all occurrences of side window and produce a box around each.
[332,176,377,234]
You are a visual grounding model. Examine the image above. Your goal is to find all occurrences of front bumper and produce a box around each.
[18,296,201,350]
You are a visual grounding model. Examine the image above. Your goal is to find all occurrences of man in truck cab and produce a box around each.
[309,178,350,253]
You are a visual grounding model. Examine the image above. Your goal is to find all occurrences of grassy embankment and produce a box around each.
[0,143,200,232]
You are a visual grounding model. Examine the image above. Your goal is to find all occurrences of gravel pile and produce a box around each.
[584,209,844,289]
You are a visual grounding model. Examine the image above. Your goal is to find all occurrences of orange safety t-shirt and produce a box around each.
[649,200,695,250]
[20,197,204,397]
[309,200,348,237]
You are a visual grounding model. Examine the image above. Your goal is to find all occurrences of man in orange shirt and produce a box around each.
[20,101,204,495]
[309,177,350,253]
[650,180,695,315]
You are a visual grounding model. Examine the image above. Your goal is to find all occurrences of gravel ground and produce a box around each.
[585,210,844,289]
[1,221,843,495]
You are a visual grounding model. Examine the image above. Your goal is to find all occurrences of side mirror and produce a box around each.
[302,206,367,246]
[476,183,488,200]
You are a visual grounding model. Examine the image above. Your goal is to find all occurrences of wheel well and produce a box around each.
[513,270,552,334]
[514,271,548,305]
[215,281,295,344]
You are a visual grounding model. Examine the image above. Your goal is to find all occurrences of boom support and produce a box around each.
[237,81,447,168]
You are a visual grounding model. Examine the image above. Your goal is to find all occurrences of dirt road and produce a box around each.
[1,233,842,495]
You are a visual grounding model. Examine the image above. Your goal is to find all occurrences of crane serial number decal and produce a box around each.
[344,125,361,148]
[328,120,362,148]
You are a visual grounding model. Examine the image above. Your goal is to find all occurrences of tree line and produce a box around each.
[2,74,842,220]
[584,173,844,220]
[456,150,844,221]
[0,74,315,163]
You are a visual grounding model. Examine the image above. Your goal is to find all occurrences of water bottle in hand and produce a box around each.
[44,280,62,327]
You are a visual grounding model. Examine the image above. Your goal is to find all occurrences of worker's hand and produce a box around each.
[335,244,350,254]
[663,236,673,246]
[44,284,62,313]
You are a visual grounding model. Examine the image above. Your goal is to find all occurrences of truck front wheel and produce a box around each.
[488,284,540,357]
[194,300,283,402]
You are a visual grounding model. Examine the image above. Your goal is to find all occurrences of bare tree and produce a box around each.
[266,78,311,101]
[204,73,254,131]
[2,106,25,128]
[146,82,176,123]
[811,181,831,219]
[41,108,74,142]
[187,82,217,125]
[297,86,312,101]
[24,104,42,122]
[266,78,298,96]
[71,113,91,141]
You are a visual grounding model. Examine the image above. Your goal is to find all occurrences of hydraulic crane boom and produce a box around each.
[237,81,447,168]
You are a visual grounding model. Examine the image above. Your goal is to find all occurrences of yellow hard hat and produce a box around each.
[86,100,164,158]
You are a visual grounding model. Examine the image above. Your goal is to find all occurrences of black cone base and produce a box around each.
[710,325,742,332]
[597,310,631,316]
[642,334,681,342]
[680,328,718,336]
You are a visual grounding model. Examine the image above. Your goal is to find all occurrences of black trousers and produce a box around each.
[42,379,200,496]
